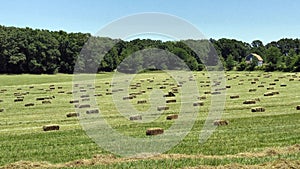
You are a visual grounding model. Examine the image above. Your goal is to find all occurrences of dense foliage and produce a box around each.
[1,25,300,74]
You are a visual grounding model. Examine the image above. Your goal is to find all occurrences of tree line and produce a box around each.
[1,25,300,74]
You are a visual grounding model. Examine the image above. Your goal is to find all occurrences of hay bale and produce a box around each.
[129,115,142,121]
[82,98,90,102]
[159,86,166,89]
[14,98,23,102]
[137,100,147,104]
[25,103,34,107]
[58,86,63,89]
[78,104,90,108]
[258,85,264,88]
[289,78,295,81]
[70,100,79,104]
[264,92,274,96]
[166,114,178,120]
[230,95,239,99]
[80,94,89,98]
[123,96,134,100]
[243,100,256,104]
[42,100,51,104]
[94,93,102,96]
[272,91,279,95]
[238,82,243,85]
[43,124,59,131]
[86,109,99,114]
[251,81,256,84]
[106,92,112,95]
[146,128,164,135]
[226,85,231,88]
[296,105,300,110]
[269,82,276,85]
[280,84,287,87]
[166,99,176,103]
[249,89,257,92]
[251,107,265,112]
[213,120,228,126]
[164,92,175,97]
[0,99,3,102]
[66,112,80,117]
[198,96,207,100]
[267,87,274,90]
[58,91,65,93]
[211,91,221,95]
[157,106,169,111]
[0,108,4,112]
[193,101,204,106]
[66,91,73,94]
[204,91,211,94]
[147,87,153,90]
[36,97,45,101]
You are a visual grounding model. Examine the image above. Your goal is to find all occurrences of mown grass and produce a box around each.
[0,71,300,168]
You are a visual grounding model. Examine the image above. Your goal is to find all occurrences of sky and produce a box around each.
[0,0,300,44]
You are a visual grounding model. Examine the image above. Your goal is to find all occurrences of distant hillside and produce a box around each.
[1,25,300,74]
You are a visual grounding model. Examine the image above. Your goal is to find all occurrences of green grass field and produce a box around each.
[0,71,300,168]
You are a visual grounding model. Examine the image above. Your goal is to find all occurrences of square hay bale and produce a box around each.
[280,84,287,87]
[213,120,228,126]
[58,86,63,89]
[146,128,164,135]
[264,92,274,96]
[0,108,4,112]
[251,107,265,112]
[198,96,207,100]
[296,105,300,110]
[14,98,24,102]
[78,104,90,108]
[267,87,274,90]
[272,91,279,95]
[94,93,102,97]
[58,91,65,93]
[230,95,239,99]
[25,103,34,107]
[147,87,153,90]
[238,82,243,85]
[137,100,147,104]
[70,100,79,104]
[164,92,176,97]
[269,82,276,85]
[172,88,178,92]
[29,86,34,89]
[166,114,178,120]
[106,92,112,95]
[129,115,142,121]
[226,85,231,88]
[80,94,90,98]
[166,99,176,103]
[251,81,256,84]
[243,100,256,104]
[42,100,51,104]
[82,98,90,102]
[289,78,295,81]
[159,86,166,89]
[66,91,73,94]
[43,125,59,131]
[211,91,221,95]
[157,106,169,111]
[0,99,3,102]
[66,112,80,117]
[249,89,257,92]
[193,101,204,106]
[123,96,134,100]
[86,109,99,114]
[258,85,264,88]
[274,79,279,81]
[204,91,211,94]
[80,89,87,92]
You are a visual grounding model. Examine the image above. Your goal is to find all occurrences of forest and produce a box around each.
[1,24,300,74]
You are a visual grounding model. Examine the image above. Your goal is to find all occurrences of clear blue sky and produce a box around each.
[0,0,299,44]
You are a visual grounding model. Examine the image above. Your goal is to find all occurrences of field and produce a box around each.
[0,71,300,168]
